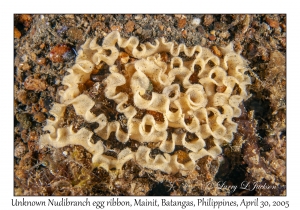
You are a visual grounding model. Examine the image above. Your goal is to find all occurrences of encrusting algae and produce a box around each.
[39,31,251,175]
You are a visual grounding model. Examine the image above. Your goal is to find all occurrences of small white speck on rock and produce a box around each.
[21,54,28,62]
[62,151,68,157]
[55,79,61,85]
[135,15,143,20]
[191,18,201,26]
